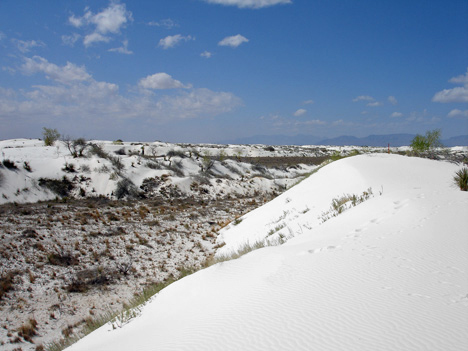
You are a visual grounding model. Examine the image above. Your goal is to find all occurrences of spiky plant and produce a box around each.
[453,167,468,191]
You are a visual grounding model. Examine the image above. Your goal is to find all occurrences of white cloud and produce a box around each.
[1,58,242,132]
[432,68,468,103]
[303,99,314,105]
[12,39,45,53]
[201,51,213,58]
[21,56,91,84]
[148,19,178,29]
[0,32,7,41]
[449,71,468,85]
[390,112,403,118]
[109,40,133,54]
[68,3,132,47]
[218,34,249,48]
[367,101,382,107]
[139,73,190,90]
[201,0,292,9]
[158,35,194,49]
[447,109,468,118]
[293,108,306,117]
[388,96,397,105]
[352,95,374,102]
[83,32,110,46]
[61,33,81,47]
[156,88,242,119]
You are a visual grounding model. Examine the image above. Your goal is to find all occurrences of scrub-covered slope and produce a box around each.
[67,154,468,351]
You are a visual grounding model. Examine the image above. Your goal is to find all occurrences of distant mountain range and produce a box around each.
[222,134,468,147]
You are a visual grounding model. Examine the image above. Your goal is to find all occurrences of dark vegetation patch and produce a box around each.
[2,159,18,169]
[47,252,79,266]
[0,270,20,300]
[39,177,74,197]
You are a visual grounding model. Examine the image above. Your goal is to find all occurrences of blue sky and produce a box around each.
[0,0,467,143]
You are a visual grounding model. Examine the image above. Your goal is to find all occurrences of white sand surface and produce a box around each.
[66,154,468,351]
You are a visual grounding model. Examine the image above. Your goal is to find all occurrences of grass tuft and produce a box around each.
[453,167,468,191]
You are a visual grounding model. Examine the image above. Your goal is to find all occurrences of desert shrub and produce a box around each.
[2,159,17,169]
[62,162,76,173]
[47,252,79,266]
[17,318,38,342]
[115,178,139,199]
[67,267,116,293]
[145,161,161,170]
[42,127,60,146]
[167,150,186,159]
[96,165,111,174]
[80,164,91,173]
[109,155,125,173]
[1,270,19,300]
[168,160,185,177]
[23,161,32,172]
[113,139,124,145]
[88,143,109,159]
[114,148,126,155]
[453,167,468,191]
[38,176,74,197]
[411,129,443,153]
[264,146,275,152]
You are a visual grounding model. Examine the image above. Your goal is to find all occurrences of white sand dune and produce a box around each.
[65,154,468,350]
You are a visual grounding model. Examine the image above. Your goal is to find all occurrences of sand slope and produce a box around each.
[67,154,468,351]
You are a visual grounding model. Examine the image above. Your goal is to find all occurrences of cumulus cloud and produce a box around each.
[148,19,178,29]
[432,69,468,103]
[388,96,398,105]
[352,95,374,102]
[158,35,194,49]
[367,101,382,107]
[12,39,45,53]
[218,35,249,48]
[390,112,403,118]
[303,99,314,105]
[447,109,468,118]
[201,0,292,9]
[68,2,132,47]
[21,56,91,84]
[1,57,241,131]
[156,88,242,119]
[201,51,213,58]
[139,73,190,90]
[109,40,133,54]
[293,108,306,117]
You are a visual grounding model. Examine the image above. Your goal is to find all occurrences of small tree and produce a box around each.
[42,128,60,146]
[410,129,442,153]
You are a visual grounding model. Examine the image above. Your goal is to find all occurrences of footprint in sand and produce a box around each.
[393,199,410,210]
[307,246,339,254]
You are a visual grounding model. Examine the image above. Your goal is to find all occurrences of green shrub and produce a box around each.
[410,129,442,152]
[453,167,468,191]
[42,127,60,146]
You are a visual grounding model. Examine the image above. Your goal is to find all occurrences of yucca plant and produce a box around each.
[453,167,468,191]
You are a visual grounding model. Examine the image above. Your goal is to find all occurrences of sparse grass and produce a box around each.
[17,318,38,343]
[321,188,374,223]
[453,167,468,191]
[1,270,19,300]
